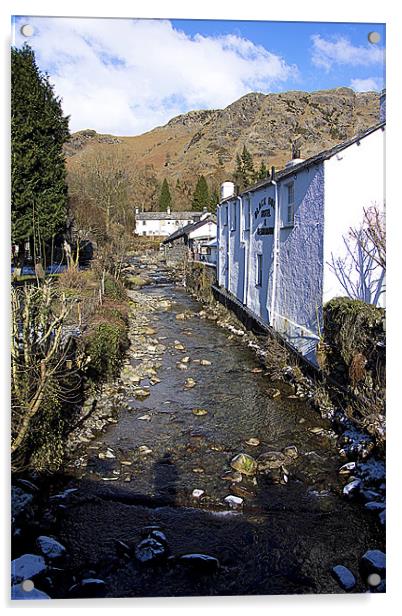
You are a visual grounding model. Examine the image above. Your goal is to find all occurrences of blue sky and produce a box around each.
[12,16,385,135]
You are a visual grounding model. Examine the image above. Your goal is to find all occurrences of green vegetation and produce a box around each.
[11,44,70,258]
[191,175,210,211]
[159,178,172,211]
[234,145,255,191]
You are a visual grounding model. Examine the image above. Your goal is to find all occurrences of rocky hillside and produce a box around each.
[65,88,380,207]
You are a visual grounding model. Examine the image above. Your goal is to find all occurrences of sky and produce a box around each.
[12,16,386,136]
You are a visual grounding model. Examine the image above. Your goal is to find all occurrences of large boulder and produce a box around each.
[36,536,66,561]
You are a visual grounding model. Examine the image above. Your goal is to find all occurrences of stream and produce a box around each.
[38,256,385,597]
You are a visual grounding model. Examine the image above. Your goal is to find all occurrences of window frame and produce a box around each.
[230,200,237,232]
[283,181,295,227]
[256,253,263,287]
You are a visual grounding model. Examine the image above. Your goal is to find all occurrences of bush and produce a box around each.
[85,321,127,381]
[104,274,128,301]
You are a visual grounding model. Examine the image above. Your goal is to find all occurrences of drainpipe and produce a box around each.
[246,193,252,306]
[270,180,280,327]
[227,200,231,291]
[236,195,246,303]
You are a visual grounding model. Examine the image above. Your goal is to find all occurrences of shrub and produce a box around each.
[85,322,127,381]
[104,274,128,301]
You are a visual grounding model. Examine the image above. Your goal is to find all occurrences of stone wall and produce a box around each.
[185,261,216,305]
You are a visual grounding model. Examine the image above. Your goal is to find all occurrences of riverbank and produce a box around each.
[11,251,385,599]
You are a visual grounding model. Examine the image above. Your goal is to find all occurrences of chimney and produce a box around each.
[167,206,171,214]
[135,207,139,215]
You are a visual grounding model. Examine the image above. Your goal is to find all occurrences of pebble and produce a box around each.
[192,489,205,499]
[135,538,166,564]
[68,578,107,598]
[200,359,212,366]
[192,468,205,474]
[184,378,197,389]
[175,553,219,574]
[137,414,151,421]
[224,494,243,508]
[138,445,153,455]
[338,462,356,475]
[360,549,386,577]
[221,470,243,483]
[331,565,356,591]
[266,388,281,398]
[245,438,260,447]
[36,536,66,560]
[192,408,208,416]
[342,479,362,498]
[231,453,257,476]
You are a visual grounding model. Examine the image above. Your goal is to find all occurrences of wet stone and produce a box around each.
[342,479,362,498]
[11,554,47,585]
[231,453,257,476]
[175,554,219,574]
[224,494,243,508]
[245,438,260,447]
[68,578,107,598]
[36,536,66,561]
[221,470,243,483]
[135,538,167,564]
[282,445,298,459]
[364,501,385,513]
[11,584,51,600]
[360,549,386,578]
[257,451,287,472]
[331,565,356,591]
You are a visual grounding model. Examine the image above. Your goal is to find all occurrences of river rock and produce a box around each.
[175,313,186,320]
[11,554,47,585]
[192,489,205,499]
[221,470,243,483]
[257,451,287,472]
[138,445,153,455]
[11,486,34,531]
[176,554,219,574]
[184,378,196,389]
[231,453,257,476]
[245,438,260,447]
[192,408,208,416]
[135,538,166,564]
[36,536,66,561]
[134,388,151,400]
[200,359,212,366]
[224,494,243,508]
[342,479,362,498]
[192,467,205,474]
[176,362,189,370]
[360,549,386,577]
[331,565,356,591]
[68,578,107,598]
[338,462,356,475]
[282,445,298,459]
[174,343,185,351]
[149,530,168,546]
[356,459,386,486]
[137,414,151,421]
[364,501,386,512]
[11,584,51,600]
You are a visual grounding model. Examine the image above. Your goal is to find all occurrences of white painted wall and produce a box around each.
[189,221,217,241]
[323,127,385,305]
[135,218,192,236]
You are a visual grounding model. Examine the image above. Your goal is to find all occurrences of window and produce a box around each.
[230,201,237,231]
[244,197,250,231]
[142,220,146,226]
[256,253,263,287]
[142,231,146,236]
[223,205,228,226]
[284,182,295,226]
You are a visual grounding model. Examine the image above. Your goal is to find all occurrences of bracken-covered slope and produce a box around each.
[65,88,380,208]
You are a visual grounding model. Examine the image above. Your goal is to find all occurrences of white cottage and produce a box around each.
[134,207,205,237]
[217,120,385,365]
[163,215,217,262]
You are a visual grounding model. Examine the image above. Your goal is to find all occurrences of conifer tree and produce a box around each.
[255,161,269,181]
[159,178,172,211]
[191,175,210,211]
[234,145,255,191]
[11,44,70,256]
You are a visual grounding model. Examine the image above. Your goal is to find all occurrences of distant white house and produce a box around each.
[217,119,385,366]
[134,207,206,237]
[163,214,217,262]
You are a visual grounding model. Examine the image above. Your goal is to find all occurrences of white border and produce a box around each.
[1,1,401,614]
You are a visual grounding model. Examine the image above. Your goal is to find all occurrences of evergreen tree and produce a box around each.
[11,44,70,254]
[159,178,172,211]
[209,187,220,213]
[234,145,255,191]
[255,160,269,181]
[191,175,210,211]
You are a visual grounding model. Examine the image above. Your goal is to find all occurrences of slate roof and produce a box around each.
[162,215,216,244]
[220,121,386,203]
[135,211,203,220]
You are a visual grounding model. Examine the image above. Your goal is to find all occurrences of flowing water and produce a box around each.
[56,263,384,597]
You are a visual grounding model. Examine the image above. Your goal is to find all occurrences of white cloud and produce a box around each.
[311,34,384,72]
[13,17,297,135]
[350,77,382,92]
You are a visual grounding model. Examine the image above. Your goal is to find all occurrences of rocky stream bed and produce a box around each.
[11,253,385,599]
